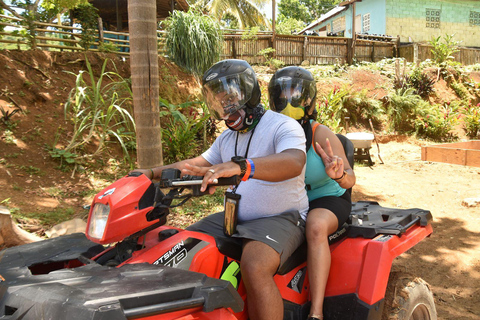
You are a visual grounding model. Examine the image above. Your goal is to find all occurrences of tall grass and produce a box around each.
[55,57,135,165]
[165,9,223,76]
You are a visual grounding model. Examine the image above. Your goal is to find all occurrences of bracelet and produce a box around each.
[241,159,251,181]
[149,168,155,179]
[333,170,347,181]
[247,159,255,179]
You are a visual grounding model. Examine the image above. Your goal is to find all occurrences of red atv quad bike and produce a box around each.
[0,168,436,320]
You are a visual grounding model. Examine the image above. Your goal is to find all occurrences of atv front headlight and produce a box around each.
[88,203,110,240]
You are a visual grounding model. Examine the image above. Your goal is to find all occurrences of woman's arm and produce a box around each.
[314,124,356,190]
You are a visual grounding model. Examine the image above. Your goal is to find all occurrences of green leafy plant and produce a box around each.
[415,101,460,140]
[160,99,214,163]
[48,148,78,169]
[430,34,460,65]
[59,57,135,164]
[316,86,351,133]
[165,9,223,76]
[463,102,480,138]
[257,47,285,70]
[72,3,100,50]
[98,41,119,53]
[407,68,435,99]
[386,87,425,133]
[342,89,385,127]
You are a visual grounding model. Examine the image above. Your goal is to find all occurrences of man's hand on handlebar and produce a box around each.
[183,162,241,193]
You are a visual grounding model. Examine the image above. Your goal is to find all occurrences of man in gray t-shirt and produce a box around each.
[134,60,308,320]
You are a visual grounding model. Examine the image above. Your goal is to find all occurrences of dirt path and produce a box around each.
[351,138,480,319]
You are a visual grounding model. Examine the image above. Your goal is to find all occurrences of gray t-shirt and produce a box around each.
[202,110,309,221]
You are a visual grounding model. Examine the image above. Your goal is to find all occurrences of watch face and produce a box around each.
[231,156,245,163]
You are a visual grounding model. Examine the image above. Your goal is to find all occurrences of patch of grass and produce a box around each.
[170,187,226,223]
[17,207,76,229]
[19,165,44,176]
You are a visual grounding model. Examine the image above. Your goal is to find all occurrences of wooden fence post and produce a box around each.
[302,36,308,62]
[232,37,237,59]
[396,35,400,58]
[347,38,353,64]
[98,17,104,44]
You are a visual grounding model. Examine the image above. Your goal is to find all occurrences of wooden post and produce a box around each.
[272,0,276,57]
[396,35,400,58]
[371,41,375,62]
[302,36,308,63]
[98,17,104,44]
[351,2,356,63]
[347,38,353,64]
[232,37,237,59]
[116,0,123,31]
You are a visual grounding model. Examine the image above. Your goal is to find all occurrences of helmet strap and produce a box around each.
[229,105,265,133]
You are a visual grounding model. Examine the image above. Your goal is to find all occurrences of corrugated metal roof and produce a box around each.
[299,6,347,34]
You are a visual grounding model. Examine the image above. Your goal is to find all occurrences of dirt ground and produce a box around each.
[351,137,480,319]
[0,50,480,319]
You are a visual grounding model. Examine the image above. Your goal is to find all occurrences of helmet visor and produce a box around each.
[269,76,316,120]
[202,69,254,120]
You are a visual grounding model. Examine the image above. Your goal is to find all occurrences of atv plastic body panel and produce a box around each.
[0,202,432,320]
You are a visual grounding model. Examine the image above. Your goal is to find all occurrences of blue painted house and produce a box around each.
[301,0,480,47]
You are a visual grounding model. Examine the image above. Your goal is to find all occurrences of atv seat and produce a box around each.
[215,223,349,275]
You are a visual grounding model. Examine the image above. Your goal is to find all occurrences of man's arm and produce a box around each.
[183,149,306,192]
[132,156,212,180]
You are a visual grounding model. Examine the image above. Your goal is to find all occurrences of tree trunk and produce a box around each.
[0,206,41,248]
[128,0,163,168]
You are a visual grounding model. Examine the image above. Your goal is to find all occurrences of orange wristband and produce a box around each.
[242,160,251,181]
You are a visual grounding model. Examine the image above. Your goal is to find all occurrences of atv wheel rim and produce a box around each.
[410,303,432,320]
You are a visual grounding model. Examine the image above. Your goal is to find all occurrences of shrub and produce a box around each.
[165,10,223,76]
[316,86,350,133]
[386,87,425,133]
[430,34,460,65]
[415,102,460,140]
[407,68,435,99]
[463,103,480,138]
[342,89,385,127]
[160,99,216,163]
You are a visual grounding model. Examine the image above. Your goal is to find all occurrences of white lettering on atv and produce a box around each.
[290,269,303,293]
[154,241,185,265]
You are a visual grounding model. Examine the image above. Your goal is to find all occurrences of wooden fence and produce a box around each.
[222,32,398,65]
[1,14,480,65]
[399,43,480,65]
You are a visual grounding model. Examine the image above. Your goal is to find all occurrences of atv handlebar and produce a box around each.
[159,168,240,189]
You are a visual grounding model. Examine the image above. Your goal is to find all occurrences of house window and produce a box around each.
[426,8,441,28]
[333,16,346,33]
[363,13,371,32]
[470,11,480,26]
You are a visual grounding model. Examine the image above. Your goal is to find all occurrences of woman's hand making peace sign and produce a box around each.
[315,138,345,180]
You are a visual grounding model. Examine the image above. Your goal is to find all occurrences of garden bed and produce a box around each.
[421,140,480,167]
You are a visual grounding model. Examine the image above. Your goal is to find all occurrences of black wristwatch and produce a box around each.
[231,156,247,178]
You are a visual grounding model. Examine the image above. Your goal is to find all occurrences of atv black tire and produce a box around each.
[383,272,437,320]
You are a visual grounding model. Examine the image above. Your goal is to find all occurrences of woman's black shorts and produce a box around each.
[308,191,351,227]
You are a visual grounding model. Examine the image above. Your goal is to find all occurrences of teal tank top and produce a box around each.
[305,121,346,201]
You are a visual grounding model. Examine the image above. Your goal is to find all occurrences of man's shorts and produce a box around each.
[187,210,305,266]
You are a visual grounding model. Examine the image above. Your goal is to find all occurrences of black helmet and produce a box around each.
[202,59,261,120]
[268,66,317,121]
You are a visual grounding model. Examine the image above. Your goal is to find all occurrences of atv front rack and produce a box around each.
[0,234,243,320]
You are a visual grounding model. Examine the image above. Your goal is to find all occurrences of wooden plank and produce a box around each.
[421,141,480,167]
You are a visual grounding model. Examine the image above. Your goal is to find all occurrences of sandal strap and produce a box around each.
[308,314,323,320]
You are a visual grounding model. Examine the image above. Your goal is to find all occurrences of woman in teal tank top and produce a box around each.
[269,67,356,320]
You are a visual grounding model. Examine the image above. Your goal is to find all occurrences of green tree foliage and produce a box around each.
[278,0,340,23]
[276,16,305,34]
[165,9,223,76]
[193,0,270,29]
